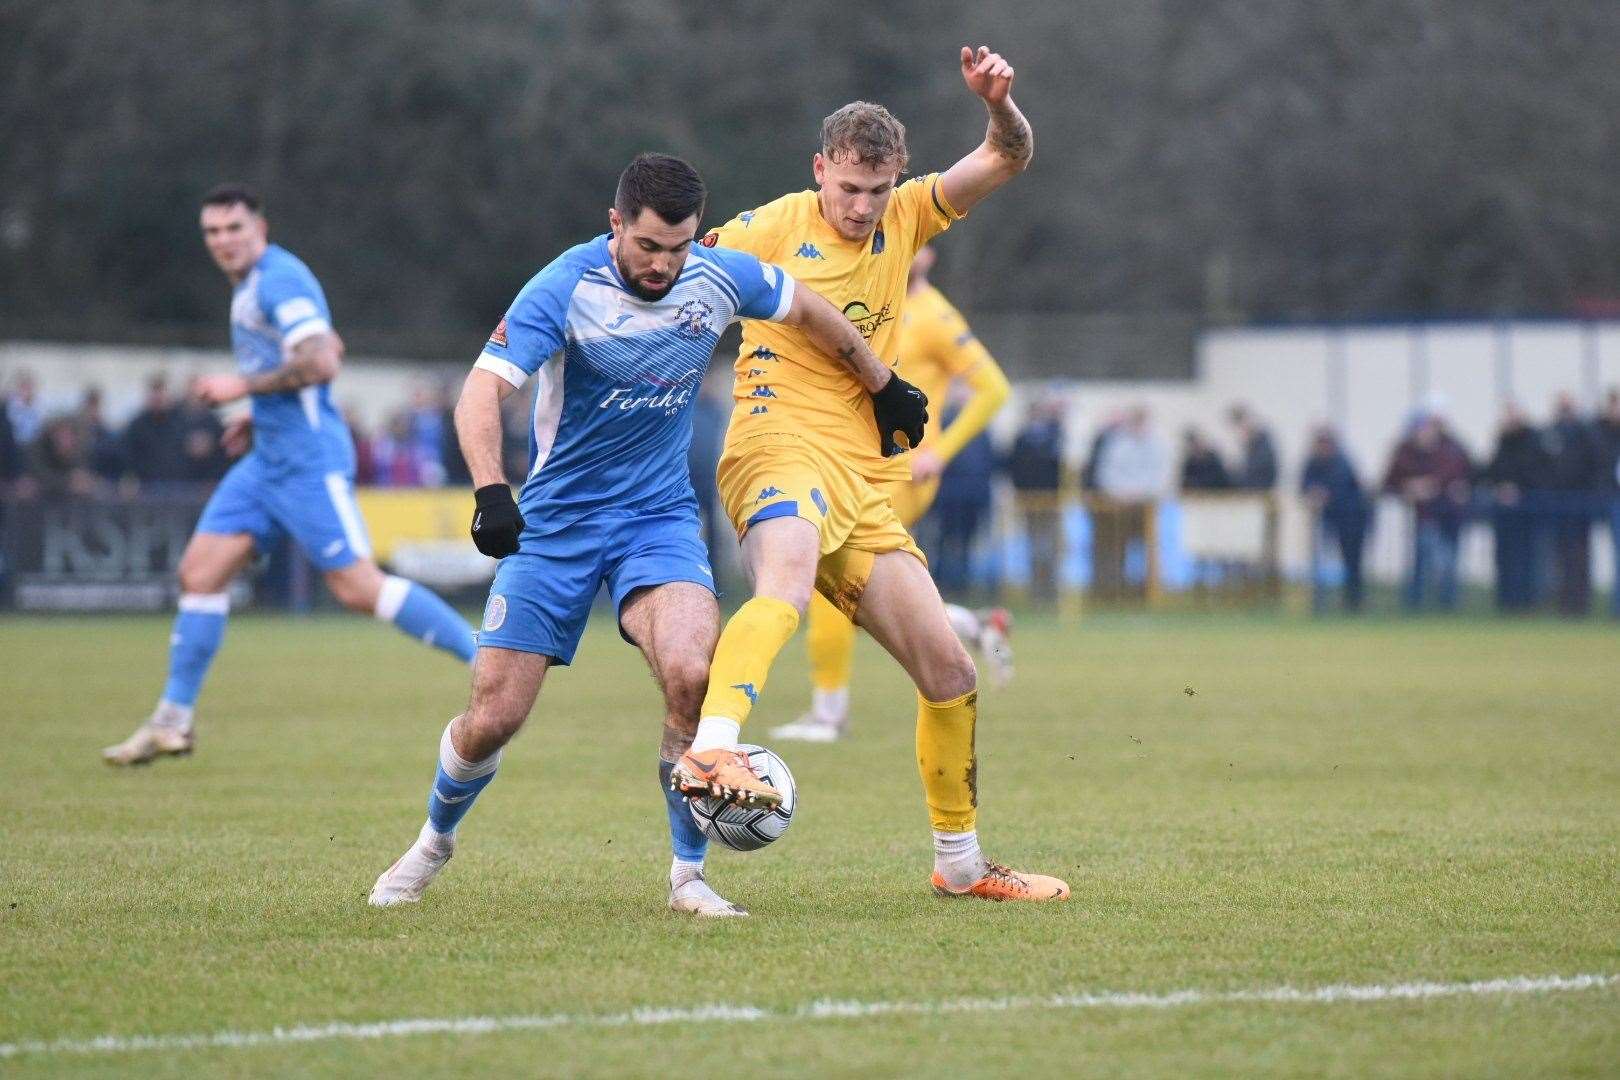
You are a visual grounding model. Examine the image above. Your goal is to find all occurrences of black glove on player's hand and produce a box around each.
[870,371,929,457]
[471,483,525,558]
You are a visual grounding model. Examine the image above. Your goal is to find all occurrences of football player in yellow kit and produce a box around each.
[773,244,1015,745]
[673,46,1068,902]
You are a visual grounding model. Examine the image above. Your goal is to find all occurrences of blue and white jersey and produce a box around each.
[476,234,795,535]
[230,244,354,476]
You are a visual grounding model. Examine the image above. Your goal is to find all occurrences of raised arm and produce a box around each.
[938,45,1033,216]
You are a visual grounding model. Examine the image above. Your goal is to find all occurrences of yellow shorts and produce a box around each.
[718,433,924,618]
[882,475,940,528]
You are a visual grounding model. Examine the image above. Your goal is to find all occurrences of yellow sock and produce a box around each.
[698,596,801,726]
[916,690,978,833]
[806,591,856,692]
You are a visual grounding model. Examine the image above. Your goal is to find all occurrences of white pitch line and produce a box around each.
[1,973,1613,1060]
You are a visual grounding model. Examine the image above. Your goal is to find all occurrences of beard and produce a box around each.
[616,252,676,302]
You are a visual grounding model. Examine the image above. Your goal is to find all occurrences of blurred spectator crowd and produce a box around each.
[0,369,477,497]
[934,386,1620,618]
[0,370,231,498]
[7,364,1620,617]
[1369,390,1620,618]
[349,383,474,488]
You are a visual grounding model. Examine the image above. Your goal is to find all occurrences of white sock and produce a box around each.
[944,603,982,645]
[690,716,740,753]
[933,829,987,889]
[373,575,412,622]
[417,819,454,855]
[811,687,849,726]
[439,720,502,782]
[152,700,195,732]
[670,856,705,888]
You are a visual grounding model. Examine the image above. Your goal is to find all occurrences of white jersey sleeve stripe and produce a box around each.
[281,317,332,353]
[766,269,795,323]
[475,351,529,388]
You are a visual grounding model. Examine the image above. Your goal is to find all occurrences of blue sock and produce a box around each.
[660,759,708,863]
[378,575,476,663]
[160,593,231,710]
[426,720,500,834]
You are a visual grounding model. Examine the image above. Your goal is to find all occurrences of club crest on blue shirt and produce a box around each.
[674,298,714,339]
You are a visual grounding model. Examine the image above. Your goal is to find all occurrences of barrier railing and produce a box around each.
[4,485,1612,614]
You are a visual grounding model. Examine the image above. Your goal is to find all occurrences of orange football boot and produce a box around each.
[931,861,1070,902]
[672,748,783,809]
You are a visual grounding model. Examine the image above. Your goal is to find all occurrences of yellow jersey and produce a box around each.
[704,172,962,483]
[896,282,1008,463]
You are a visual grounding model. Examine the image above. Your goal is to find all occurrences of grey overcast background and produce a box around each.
[3,0,1617,367]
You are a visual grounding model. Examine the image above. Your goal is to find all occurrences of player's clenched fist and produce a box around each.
[871,371,929,457]
[960,45,1014,104]
[471,483,525,558]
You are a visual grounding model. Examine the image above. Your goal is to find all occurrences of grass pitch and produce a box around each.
[1,610,1616,1077]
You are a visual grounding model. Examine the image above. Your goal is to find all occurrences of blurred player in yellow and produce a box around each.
[672,46,1068,902]
[772,244,1014,744]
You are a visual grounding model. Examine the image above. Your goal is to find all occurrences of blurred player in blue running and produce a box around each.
[368,153,917,917]
[102,184,478,767]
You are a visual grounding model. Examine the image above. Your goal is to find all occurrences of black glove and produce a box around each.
[471,483,525,558]
[870,372,929,457]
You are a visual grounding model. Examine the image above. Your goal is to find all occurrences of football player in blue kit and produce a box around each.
[368,154,926,917]
[102,185,478,766]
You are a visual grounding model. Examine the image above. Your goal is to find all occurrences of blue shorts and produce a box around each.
[476,508,715,666]
[195,454,371,572]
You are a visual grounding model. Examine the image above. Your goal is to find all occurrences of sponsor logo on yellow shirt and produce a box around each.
[842,300,894,340]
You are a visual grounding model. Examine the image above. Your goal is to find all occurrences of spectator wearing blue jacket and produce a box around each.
[1596,389,1620,619]
[930,397,998,596]
[1543,393,1602,617]
[1483,403,1549,612]
[1302,425,1370,612]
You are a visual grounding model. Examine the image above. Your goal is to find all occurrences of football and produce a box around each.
[688,743,797,851]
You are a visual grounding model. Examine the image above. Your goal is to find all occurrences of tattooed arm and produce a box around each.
[193,331,345,404]
[783,283,930,454]
[782,284,892,392]
[939,45,1034,216]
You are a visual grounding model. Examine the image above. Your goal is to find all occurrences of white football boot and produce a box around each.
[975,608,1016,688]
[668,870,748,918]
[369,824,455,907]
[102,704,195,766]
[770,711,845,743]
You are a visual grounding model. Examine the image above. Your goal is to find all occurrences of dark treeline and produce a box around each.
[3,0,1617,359]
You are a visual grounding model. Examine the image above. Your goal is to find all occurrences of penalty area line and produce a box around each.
[2,973,1614,1060]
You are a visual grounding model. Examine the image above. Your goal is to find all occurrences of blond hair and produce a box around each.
[820,101,909,172]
